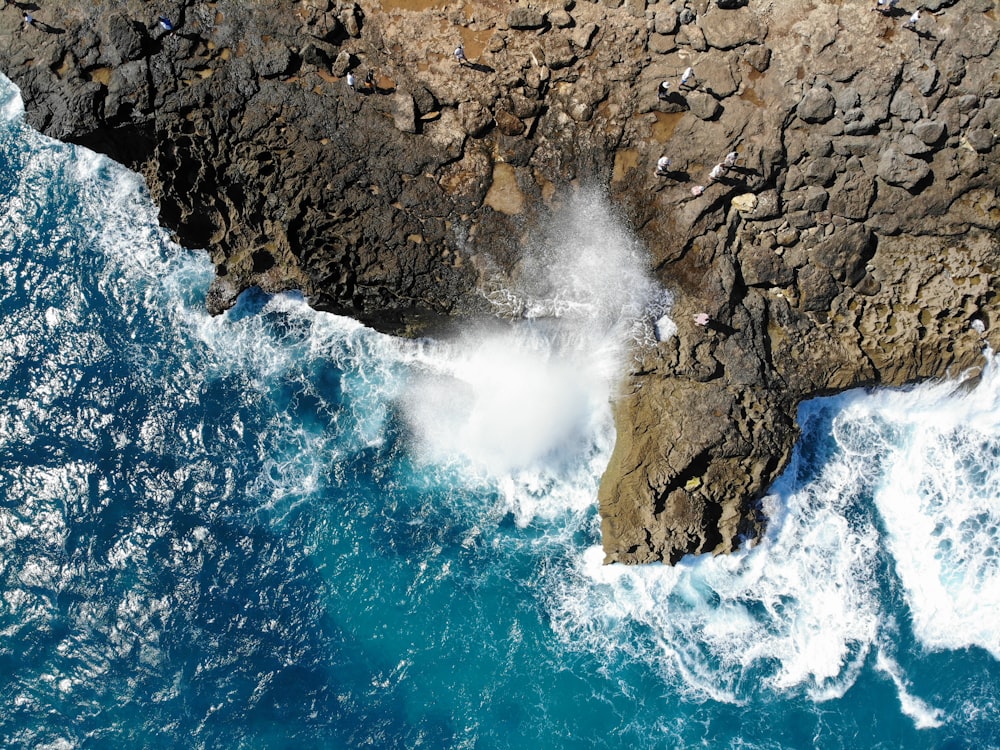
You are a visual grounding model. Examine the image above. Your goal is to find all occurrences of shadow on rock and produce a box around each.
[464,62,495,74]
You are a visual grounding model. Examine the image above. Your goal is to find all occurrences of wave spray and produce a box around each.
[399,188,670,487]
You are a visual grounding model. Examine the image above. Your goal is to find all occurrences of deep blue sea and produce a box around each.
[1,74,998,749]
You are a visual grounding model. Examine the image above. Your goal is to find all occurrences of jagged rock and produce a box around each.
[750,190,781,220]
[340,6,360,37]
[330,51,353,77]
[508,8,547,29]
[392,92,417,133]
[744,45,771,72]
[107,61,152,118]
[877,146,932,189]
[912,119,947,145]
[678,8,696,24]
[256,43,293,78]
[836,88,860,112]
[106,15,146,64]
[983,98,1000,126]
[907,62,939,96]
[494,109,526,136]
[686,90,722,120]
[649,34,677,55]
[546,38,577,68]
[797,264,840,311]
[459,101,493,137]
[828,165,875,220]
[654,8,679,34]
[957,94,979,112]
[506,92,543,119]
[787,210,816,229]
[802,157,837,186]
[301,42,334,68]
[677,23,707,50]
[900,133,933,156]
[571,22,598,49]
[731,193,758,213]
[890,88,925,122]
[624,0,646,17]
[775,227,799,246]
[740,244,794,287]
[812,223,874,285]
[549,10,573,28]
[697,57,738,98]
[411,86,438,117]
[700,7,765,49]
[966,128,995,152]
[833,135,880,157]
[842,112,878,136]
[797,87,836,123]
[793,185,828,212]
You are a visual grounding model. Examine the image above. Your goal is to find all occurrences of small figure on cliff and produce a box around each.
[346,71,356,92]
[655,156,672,176]
[22,12,34,29]
[903,9,920,28]
[694,313,711,326]
[657,81,671,100]
[680,67,696,88]
[158,15,174,32]
[454,44,468,66]
[364,69,376,92]
[872,0,899,14]
[691,185,705,196]
[723,151,739,169]
[709,163,726,182]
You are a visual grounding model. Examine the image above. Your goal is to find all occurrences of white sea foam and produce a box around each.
[550,350,1000,717]
[0,73,24,122]
[875,646,945,729]
[399,188,671,525]
[549,398,886,704]
[861,354,1000,659]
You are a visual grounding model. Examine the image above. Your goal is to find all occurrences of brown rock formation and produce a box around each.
[2,0,997,563]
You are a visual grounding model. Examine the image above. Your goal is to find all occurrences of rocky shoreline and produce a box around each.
[2,0,997,563]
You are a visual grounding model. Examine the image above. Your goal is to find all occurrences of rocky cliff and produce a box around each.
[2,0,997,563]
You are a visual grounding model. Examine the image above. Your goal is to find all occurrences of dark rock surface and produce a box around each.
[2,0,998,564]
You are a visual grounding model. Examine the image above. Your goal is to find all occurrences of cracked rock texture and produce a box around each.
[2,0,998,563]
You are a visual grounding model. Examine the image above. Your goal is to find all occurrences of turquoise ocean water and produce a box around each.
[1,75,998,748]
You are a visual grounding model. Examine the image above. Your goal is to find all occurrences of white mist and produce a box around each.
[399,188,670,480]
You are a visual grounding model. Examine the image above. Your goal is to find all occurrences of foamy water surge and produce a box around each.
[398,189,670,523]
[549,350,1000,729]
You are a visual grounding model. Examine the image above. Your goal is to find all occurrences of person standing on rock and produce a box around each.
[454,44,468,66]
[158,15,174,32]
[346,71,356,92]
[658,81,671,101]
[723,151,739,169]
[709,163,726,182]
[903,9,920,28]
[680,67,696,89]
[364,70,376,93]
[655,156,672,176]
[22,12,34,29]
[872,0,899,13]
